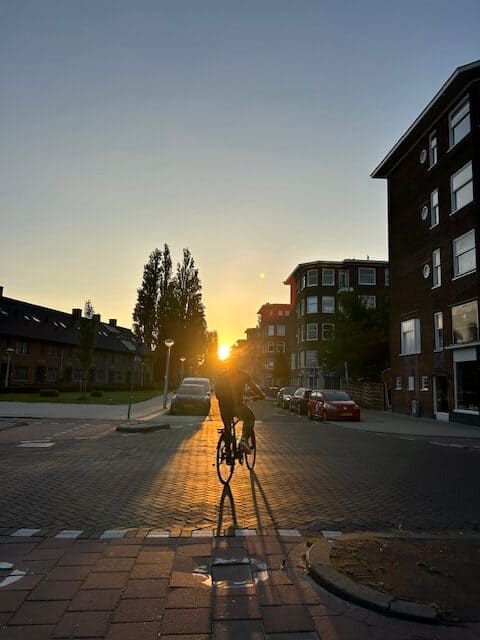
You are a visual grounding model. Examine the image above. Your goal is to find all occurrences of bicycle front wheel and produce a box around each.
[244,432,256,471]
[216,434,235,484]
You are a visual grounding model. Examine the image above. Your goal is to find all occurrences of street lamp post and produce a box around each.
[179,356,185,382]
[4,348,14,388]
[162,338,174,409]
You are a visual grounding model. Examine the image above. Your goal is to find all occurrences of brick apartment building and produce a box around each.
[0,287,150,389]
[284,259,389,388]
[256,303,292,389]
[372,60,479,425]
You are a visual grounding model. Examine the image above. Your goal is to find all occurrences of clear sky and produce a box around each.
[1,1,479,348]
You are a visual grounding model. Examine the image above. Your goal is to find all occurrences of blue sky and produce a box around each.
[1,1,479,346]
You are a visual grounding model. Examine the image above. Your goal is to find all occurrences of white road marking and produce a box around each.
[278,529,302,537]
[55,530,82,539]
[0,562,13,569]
[322,530,342,539]
[12,528,41,537]
[192,529,213,537]
[100,529,127,539]
[235,529,257,536]
[0,569,26,588]
[19,442,54,448]
[146,530,169,538]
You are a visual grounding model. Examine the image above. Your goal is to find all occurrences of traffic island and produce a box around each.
[116,421,170,434]
[307,532,480,624]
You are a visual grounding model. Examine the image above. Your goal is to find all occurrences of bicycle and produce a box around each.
[216,399,259,484]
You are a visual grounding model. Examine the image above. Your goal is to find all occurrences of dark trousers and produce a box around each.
[219,402,255,440]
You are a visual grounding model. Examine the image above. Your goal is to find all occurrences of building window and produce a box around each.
[455,361,479,413]
[306,323,318,341]
[266,358,274,370]
[13,366,28,380]
[277,324,286,337]
[269,310,274,317]
[451,162,473,213]
[284,310,290,317]
[322,323,334,341]
[267,325,275,337]
[358,267,376,285]
[359,295,376,309]
[307,269,318,286]
[276,342,286,353]
[430,189,439,227]
[395,376,402,390]
[322,268,335,286]
[301,325,305,342]
[432,249,441,288]
[47,345,61,357]
[449,97,470,147]
[267,343,275,353]
[46,368,58,382]
[307,296,318,313]
[338,269,349,289]
[301,274,306,289]
[72,368,82,382]
[291,353,296,370]
[385,268,389,286]
[421,376,429,391]
[301,298,306,315]
[453,229,476,278]
[408,376,415,391]
[429,131,437,167]
[300,351,306,368]
[434,312,443,350]
[306,351,317,366]
[401,319,421,355]
[15,341,29,355]
[321,296,335,313]
[452,301,479,345]
[278,310,284,316]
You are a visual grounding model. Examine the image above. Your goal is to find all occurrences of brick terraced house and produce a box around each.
[256,303,292,390]
[0,286,150,389]
[284,259,389,389]
[372,60,479,424]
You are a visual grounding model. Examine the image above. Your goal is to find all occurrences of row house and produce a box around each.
[372,60,479,424]
[284,259,389,388]
[256,303,292,389]
[0,286,150,389]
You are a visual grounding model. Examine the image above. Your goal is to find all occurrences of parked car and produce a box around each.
[276,386,297,409]
[169,384,211,415]
[307,390,360,421]
[289,388,311,414]
[182,377,211,395]
[267,386,279,398]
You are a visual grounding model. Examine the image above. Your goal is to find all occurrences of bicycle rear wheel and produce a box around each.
[216,433,235,484]
[244,432,256,471]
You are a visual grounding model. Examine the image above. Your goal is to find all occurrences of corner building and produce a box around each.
[372,61,480,425]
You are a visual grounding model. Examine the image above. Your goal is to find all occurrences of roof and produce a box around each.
[371,60,480,179]
[257,302,291,314]
[284,258,388,284]
[0,296,140,354]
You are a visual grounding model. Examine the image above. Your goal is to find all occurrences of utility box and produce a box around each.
[411,400,420,417]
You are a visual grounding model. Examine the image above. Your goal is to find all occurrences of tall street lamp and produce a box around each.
[179,356,185,382]
[163,338,174,409]
[4,348,14,389]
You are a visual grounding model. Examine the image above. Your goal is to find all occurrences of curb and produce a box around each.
[116,422,170,434]
[307,539,439,624]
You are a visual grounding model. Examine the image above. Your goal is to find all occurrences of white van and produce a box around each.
[181,377,211,395]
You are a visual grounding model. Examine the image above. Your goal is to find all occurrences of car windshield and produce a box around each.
[177,385,205,396]
[323,391,351,401]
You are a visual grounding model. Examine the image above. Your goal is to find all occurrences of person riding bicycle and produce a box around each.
[215,357,265,454]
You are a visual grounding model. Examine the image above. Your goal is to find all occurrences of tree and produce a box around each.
[78,300,97,393]
[133,249,162,350]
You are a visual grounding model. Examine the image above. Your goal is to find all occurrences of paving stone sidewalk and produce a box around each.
[0,531,476,639]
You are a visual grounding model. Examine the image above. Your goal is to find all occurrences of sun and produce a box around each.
[218,345,231,361]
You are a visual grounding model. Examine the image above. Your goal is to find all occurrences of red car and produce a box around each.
[307,390,360,422]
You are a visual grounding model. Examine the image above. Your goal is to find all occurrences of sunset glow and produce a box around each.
[218,345,231,361]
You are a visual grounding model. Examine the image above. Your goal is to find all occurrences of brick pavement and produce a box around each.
[0,532,476,639]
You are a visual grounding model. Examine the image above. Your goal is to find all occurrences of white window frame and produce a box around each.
[421,376,429,391]
[306,323,318,341]
[276,342,286,353]
[400,318,421,355]
[395,376,402,390]
[451,161,473,214]
[322,323,334,341]
[429,131,437,168]
[306,269,318,286]
[301,298,306,315]
[338,269,349,289]
[432,249,441,288]
[452,301,479,345]
[359,295,376,309]
[322,268,335,286]
[453,229,476,279]
[306,350,318,367]
[267,342,275,353]
[277,324,286,337]
[434,312,443,351]
[267,324,275,337]
[449,97,470,148]
[15,341,29,355]
[430,189,439,228]
[321,296,335,313]
[358,267,376,285]
[306,296,318,314]
[301,325,305,342]
[408,376,415,391]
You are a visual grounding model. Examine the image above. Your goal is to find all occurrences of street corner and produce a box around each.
[307,530,480,625]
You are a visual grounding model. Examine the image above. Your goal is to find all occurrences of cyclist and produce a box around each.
[215,357,265,454]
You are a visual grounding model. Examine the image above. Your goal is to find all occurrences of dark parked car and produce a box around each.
[169,384,211,415]
[307,390,360,421]
[276,386,297,409]
[267,386,279,398]
[289,387,311,415]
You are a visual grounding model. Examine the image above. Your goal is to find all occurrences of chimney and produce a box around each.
[72,308,82,322]
[0,285,3,298]
[109,319,117,327]
[92,313,101,325]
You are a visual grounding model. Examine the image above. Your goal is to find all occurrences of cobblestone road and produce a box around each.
[0,401,479,534]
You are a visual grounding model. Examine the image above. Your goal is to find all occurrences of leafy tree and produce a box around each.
[78,300,97,392]
[133,249,162,350]
[324,293,389,381]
